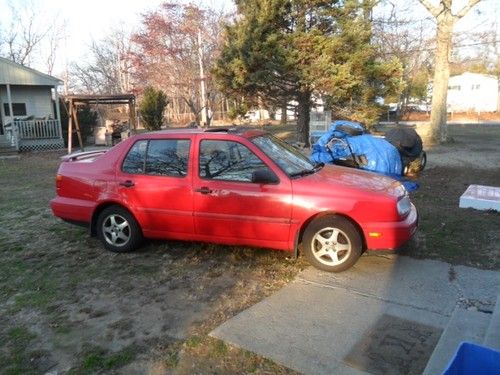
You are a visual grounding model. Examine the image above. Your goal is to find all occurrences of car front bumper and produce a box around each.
[363,203,418,250]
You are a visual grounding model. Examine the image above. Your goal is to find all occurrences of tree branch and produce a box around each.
[455,0,481,19]
[418,0,441,18]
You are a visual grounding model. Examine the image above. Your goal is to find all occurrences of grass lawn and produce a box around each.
[0,124,498,373]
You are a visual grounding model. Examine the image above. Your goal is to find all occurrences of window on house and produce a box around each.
[448,85,461,91]
[471,84,480,90]
[3,103,27,117]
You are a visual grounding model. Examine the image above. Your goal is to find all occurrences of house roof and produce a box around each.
[450,72,498,81]
[0,56,63,86]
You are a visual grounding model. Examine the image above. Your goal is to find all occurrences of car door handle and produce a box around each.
[119,180,135,188]
[195,187,212,194]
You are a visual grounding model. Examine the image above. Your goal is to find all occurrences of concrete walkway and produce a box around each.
[211,254,499,375]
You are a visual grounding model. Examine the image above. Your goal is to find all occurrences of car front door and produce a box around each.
[193,137,292,249]
[115,137,194,238]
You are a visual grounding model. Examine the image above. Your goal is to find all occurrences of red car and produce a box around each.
[51,128,418,272]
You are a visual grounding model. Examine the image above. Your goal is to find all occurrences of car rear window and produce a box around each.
[122,140,147,174]
[122,139,190,177]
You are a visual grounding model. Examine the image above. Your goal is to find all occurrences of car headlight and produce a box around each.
[397,195,412,218]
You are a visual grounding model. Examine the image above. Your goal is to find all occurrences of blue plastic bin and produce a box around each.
[443,342,500,375]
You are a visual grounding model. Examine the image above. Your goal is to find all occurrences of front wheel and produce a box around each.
[302,216,362,272]
[97,206,142,253]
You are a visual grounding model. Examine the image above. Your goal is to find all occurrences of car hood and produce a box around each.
[298,165,405,197]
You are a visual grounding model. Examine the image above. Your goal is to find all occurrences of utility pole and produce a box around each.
[198,29,210,127]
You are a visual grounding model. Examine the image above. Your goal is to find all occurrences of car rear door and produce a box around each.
[115,136,194,238]
[192,135,292,250]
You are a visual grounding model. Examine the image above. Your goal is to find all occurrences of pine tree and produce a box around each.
[214,0,402,145]
[139,87,169,131]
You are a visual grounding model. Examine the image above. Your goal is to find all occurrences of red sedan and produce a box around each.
[51,128,417,272]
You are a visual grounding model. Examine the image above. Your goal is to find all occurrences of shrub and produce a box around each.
[139,86,169,130]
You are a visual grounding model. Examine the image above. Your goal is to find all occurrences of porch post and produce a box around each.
[54,87,63,139]
[0,85,4,135]
[6,84,14,123]
[5,84,18,149]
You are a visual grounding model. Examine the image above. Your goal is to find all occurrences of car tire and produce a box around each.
[303,215,362,272]
[97,205,142,253]
[419,151,427,171]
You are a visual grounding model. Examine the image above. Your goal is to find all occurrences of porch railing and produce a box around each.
[14,119,61,139]
[5,119,62,150]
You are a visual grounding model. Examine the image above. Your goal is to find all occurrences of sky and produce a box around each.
[0,0,235,75]
[0,0,498,77]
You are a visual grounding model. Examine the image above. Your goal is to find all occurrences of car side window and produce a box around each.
[122,139,190,177]
[199,140,270,182]
[145,139,190,177]
[122,140,147,174]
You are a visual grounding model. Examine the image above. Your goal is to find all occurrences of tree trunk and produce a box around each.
[296,90,311,146]
[430,14,454,144]
[280,98,288,125]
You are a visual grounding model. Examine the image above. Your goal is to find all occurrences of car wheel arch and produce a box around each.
[296,212,367,254]
[91,202,141,237]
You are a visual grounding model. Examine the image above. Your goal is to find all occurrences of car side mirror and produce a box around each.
[251,169,279,184]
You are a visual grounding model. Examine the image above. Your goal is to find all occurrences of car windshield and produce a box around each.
[252,134,321,177]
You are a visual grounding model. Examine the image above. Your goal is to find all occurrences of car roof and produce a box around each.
[142,127,267,139]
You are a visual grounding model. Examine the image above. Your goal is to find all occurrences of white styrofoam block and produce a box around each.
[459,184,500,212]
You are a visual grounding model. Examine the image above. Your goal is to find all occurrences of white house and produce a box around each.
[0,57,64,151]
[447,72,498,112]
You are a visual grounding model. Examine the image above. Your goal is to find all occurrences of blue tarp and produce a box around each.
[310,121,419,191]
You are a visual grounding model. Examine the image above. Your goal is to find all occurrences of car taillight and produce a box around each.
[56,174,63,189]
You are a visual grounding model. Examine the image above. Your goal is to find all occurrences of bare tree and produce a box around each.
[0,0,65,75]
[130,2,226,125]
[1,1,52,66]
[418,0,481,143]
[45,20,67,76]
[70,28,133,94]
[373,2,435,120]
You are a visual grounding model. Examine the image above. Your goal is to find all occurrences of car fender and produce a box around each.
[90,197,138,237]
[292,211,367,255]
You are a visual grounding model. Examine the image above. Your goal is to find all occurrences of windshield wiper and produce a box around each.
[289,163,324,178]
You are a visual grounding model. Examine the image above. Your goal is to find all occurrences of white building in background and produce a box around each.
[447,72,498,112]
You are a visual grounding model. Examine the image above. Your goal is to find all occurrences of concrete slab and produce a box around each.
[299,254,500,315]
[459,184,500,212]
[211,255,500,374]
[423,307,491,375]
[212,281,447,375]
[484,294,500,350]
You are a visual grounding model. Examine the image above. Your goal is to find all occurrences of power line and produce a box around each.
[378,40,500,55]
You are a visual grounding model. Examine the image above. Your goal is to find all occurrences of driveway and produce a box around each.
[211,254,500,374]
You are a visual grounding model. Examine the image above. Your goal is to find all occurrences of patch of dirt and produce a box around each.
[424,125,500,169]
[399,126,500,269]
[0,152,306,373]
[1,125,499,373]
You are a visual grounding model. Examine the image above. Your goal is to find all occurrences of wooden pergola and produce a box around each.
[64,94,136,154]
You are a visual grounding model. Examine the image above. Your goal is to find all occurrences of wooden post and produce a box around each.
[129,98,136,130]
[73,104,84,151]
[67,99,73,154]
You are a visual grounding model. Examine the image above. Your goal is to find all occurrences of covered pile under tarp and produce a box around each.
[310,121,418,191]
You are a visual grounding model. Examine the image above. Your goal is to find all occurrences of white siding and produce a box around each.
[0,85,54,124]
[447,73,498,112]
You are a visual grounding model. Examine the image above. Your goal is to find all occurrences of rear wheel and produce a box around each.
[303,215,362,272]
[97,206,142,252]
